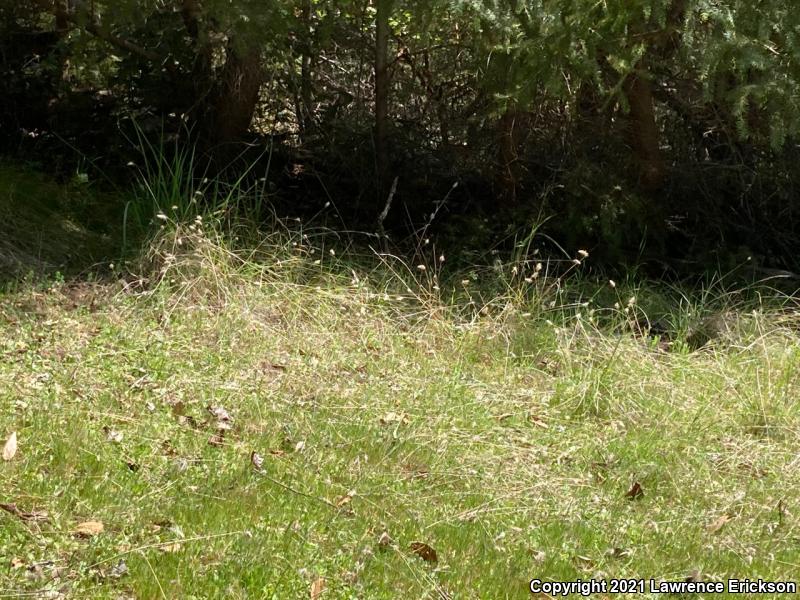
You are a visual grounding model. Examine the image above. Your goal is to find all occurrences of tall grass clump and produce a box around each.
[122,127,272,258]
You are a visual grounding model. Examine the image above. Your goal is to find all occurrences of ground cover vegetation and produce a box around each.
[2,1,800,598]
[1,162,799,598]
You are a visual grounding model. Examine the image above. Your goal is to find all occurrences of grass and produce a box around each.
[1,166,800,598]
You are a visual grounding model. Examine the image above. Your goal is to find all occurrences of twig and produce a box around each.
[86,531,249,569]
[258,472,337,509]
[377,176,399,252]
[413,181,458,257]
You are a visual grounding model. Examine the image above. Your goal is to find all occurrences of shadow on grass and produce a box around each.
[0,162,124,286]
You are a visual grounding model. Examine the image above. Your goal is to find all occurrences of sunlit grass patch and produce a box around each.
[1,222,799,598]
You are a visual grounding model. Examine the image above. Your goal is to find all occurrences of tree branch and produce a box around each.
[65,0,174,73]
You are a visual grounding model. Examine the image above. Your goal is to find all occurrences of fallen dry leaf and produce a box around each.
[625,481,644,500]
[74,520,104,537]
[159,543,183,553]
[310,577,326,599]
[0,503,49,522]
[208,433,225,447]
[409,541,438,563]
[10,557,25,569]
[529,414,549,429]
[335,490,355,508]
[161,440,178,457]
[707,514,732,534]
[2,431,18,461]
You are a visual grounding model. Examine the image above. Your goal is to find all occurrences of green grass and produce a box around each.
[2,229,800,598]
[1,165,800,598]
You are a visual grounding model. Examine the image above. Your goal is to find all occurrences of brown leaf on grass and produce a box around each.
[74,520,104,537]
[268,449,287,458]
[0,503,49,522]
[529,414,549,429]
[159,543,183,553]
[2,431,18,461]
[707,514,732,534]
[335,490,355,508]
[208,433,225,447]
[409,541,438,563]
[310,577,326,599]
[625,481,644,500]
[10,557,25,569]
[161,440,178,456]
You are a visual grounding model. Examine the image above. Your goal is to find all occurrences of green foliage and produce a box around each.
[3,0,800,269]
[461,0,800,146]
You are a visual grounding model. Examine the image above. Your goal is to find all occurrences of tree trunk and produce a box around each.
[54,1,69,35]
[617,0,685,191]
[498,107,519,204]
[209,44,263,148]
[52,1,70,82]
[622,64,665,191]
[374,0,392,193]
[299,0,314,138]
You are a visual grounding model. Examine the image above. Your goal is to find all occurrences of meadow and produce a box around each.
[1,163,799,598]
